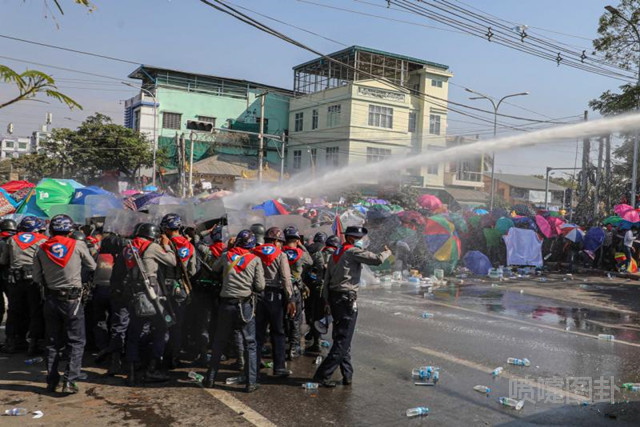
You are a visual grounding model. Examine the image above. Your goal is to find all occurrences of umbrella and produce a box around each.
[535,214,552,238]
[143,185,158,192]
[463,251,492,275]
[473,208,489,215]
[70,186,111,205]
[495,217,515,235]
[513,216,538,231]
[603,215,623,226]
[418,194,442,210]
[548,211,563,218]
[583,227,605,253]
[467,215,482,229]
[397,210,427,229]
[448,212,468,233]
[35,178,76,215]
[560,224,585,243]
[621,209,640,223]
[547,216,565,236]
[490,208,508,220]
[424,215,461,262]
[513,204,534,217]
[122,189,141,196]
[0,180,34,193]
[614,204,634,216]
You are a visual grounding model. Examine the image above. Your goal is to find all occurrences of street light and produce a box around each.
[465,87,529,210]
[123,83,158,186]
[605,5,640,207]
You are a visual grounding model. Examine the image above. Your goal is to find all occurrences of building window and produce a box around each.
[327,104,341,127]
[293,150,302,170]
[294,112,304,132]
[162,112,182,130]
[368,105,393,129]
[4,141,14,148]
[18,142,27,150]
[326,146,339,167]
[133,110,141,131]
[310,148,317,166]
[429,114,441,135]
[427,164,439,175]
[366,147,391,163]
[412,83,420,95]
[312,109,319,130]
[408,111,417,133]
[431,79,443,88]
[197,116,217,127]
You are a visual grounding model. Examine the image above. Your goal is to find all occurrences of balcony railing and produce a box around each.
[455,170,483,182]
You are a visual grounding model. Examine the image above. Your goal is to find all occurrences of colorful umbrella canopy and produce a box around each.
[473,208,489,215]
[603,216,623,226]
[35,178,76,215]
[467,215,482,229]
[583,227,605,253]
[0,180,34,193]
[560,224,585,243]
[535,214,552,238]
[448,212,468,233]
[424,215,460,262]
[621,209,640,223]
[418,194,442,210]
[495,217,515,235]
[513,204,534,217]
[546,216,565,236]
[70,186,111,205]
[463,250,492,275]
[397,210,427,229]
[614,204,634,216]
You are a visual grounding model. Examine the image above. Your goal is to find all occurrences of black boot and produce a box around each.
[127,362,138,387]
[107,352,121,377]
[145,359,170,383]
[204,368,216,389]
[2,337,16,354]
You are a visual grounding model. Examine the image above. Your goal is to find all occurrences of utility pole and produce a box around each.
[280,132,286,182]
[580,111,590,206]
[189,131,195,197]
[606,134,612,212]
[257,92,267,184]
[594,136,604,219]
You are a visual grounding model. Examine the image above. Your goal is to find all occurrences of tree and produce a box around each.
[12,114,165,183]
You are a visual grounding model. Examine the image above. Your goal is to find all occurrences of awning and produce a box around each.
[444,186,489,203]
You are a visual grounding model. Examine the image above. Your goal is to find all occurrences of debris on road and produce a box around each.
[473,385,491,394]
[421,312,434,319]
[406,407,429,418]
[597,334,615,341]
[32,411,43,419]
[491,367,504,377]
[498,397,524,410]
[4,408,28,416]
[507,357,531,367]
[24,357,43,365]
[225,376,246,385]
[188,371,204,383]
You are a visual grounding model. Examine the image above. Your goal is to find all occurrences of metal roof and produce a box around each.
[293,45,449,71]
[487,173,567,191]
[128,65,293,95]
[445,186,489,202]
[164,153,280,179]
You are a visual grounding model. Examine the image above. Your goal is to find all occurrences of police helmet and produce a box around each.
[18,216,39,233]
[265,227,285,243]
[210,225,224,242]
[70,230,87,241]
[0,219,18,233]
[160,213,183,230]
[134,223,160,241]
[283,225,300,240]
[250,223,266,237]
[235,229,257,249]
[313,231,327,244]
[325,235,340,248]
[49,214,74,235]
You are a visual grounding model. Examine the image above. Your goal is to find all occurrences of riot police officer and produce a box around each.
[313,226,391,387]
[33,214,97,394]
[205,230,264,392]
[0,218,17,352]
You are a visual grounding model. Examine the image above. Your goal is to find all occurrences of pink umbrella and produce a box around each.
[535,214,552,238]
[417,194,442,210]
[622,209,640,223]
[614,204,635,216]
[546,216,565,236]
[122,189,141,196]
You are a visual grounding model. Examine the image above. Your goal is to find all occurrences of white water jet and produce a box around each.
[226,113,640,208]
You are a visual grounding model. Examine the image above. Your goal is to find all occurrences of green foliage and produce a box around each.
[0,64,81,110]
[380,185,421,210]
[12,114,164,183]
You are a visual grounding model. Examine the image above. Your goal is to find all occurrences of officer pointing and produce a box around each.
[313,226,391,388]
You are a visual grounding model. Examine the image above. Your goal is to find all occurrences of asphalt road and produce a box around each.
[1,273,640,426]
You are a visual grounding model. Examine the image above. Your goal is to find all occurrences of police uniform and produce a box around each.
[0,228,48,354]
[206,231,265,391]
[314,227,391,386]
[33,216,97,393]
[0,219,17,351]
[283,243,312,357]
[253,239,293,375]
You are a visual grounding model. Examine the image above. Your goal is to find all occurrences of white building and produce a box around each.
[0,136,32,159]
[287,45,462,191]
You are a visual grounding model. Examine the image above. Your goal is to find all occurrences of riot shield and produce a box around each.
[84,194,123,217]
[226,209,265,235]
[147,203,195,227]
[194,199,226,224]
[49,204,91,225]
[104,209,152,237]
[266,215,312,238]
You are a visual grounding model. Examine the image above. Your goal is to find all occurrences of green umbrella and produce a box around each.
[548,211,563,218]
[495,217,515,235]
[467,215,482,229]
[35,178,76,215]
[603,215,623,226]
[448,212,468,233]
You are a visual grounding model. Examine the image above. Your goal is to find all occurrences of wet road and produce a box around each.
[2,274,640,425]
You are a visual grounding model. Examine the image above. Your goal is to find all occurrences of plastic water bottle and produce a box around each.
[302,382,319,391]
[598,334,615,341]
[225,375,246,385]
[421,312,434,319]
[474,385,491,394]
[412,366,436,379]
[188,371,204,383]
[320,340,330,348]
[491,367,503,377]
[432,370,440,384]
[314,356,323,365]
[498,397,524,410]
[264,361,273,369]
[622,383,640,390]
[406,407,429,418]
[4,408,28,416]
[507,357,531,367]
[25,357,44,365]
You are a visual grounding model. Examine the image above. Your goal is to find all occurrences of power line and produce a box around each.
[0,55,129,82]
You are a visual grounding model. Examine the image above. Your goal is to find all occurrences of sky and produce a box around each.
[0,0,630,179]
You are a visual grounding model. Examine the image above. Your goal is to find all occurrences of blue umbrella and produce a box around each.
[474,208,489,215]
[70,186,110,205]
[463,250,492,275]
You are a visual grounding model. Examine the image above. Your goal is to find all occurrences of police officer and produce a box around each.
[33,214,97,394]
[283,226,312,359]
[160,213,196,369]
[0,216,47,355]
[250,223,266,246]
[253,227,295,377]
[0,219,17,352]
[313,226,391,387]
[205,230,264,392]
[111,223,176,385]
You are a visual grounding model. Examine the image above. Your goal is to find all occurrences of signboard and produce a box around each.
[528,190,548,204]
[402,175,424,187]
[357,86,405,102]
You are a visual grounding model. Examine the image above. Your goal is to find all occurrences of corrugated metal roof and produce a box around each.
[445,186,489,202]
[166,154,280,180]
[487,173,567,191]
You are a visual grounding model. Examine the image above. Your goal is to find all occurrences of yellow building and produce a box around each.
[287,45,454,190]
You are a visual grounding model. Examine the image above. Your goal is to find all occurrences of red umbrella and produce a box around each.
[535,214,552,238]
[417,194,442,210]
[546,217,565,237]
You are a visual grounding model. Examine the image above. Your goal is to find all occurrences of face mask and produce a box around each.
[354,240,364,249]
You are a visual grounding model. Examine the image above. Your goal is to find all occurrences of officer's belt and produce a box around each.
[220,296,251,305]
[45,287,82,300]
